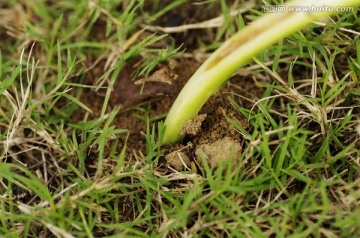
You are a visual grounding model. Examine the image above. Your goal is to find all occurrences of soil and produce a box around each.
[195,137,242,169]
[71,2,266,173]
[74,54,264,172]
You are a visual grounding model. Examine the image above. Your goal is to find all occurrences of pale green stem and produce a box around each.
[163,0,360,143]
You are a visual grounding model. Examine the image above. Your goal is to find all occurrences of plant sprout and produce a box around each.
[163,0,360,143]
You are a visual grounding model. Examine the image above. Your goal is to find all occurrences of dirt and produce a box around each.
[75,57,198,154]
[70,2,265,172]
[195,137,242,169]
[165,150,191,171]
[180,114,207,136]
[163,94,251,171]
[73,52,263,173]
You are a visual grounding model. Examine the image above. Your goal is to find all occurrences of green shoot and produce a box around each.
[163,0,360,143]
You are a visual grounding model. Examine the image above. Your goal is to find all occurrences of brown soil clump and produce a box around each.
[165,150,191,171]
[181,114,207,136]
[164,96,251,171]
[195,137,242,169]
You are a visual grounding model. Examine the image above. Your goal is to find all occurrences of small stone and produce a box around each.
[195,137,241,169]
[165,151,191,171]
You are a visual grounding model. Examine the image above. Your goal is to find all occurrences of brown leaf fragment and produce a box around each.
[110,64,179,109]
[135,66,178,85]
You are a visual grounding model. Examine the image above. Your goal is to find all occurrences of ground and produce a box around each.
[0,1,360,237]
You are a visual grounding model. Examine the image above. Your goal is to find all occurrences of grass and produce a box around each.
[0,0,360,237]
[163,0,360,143]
